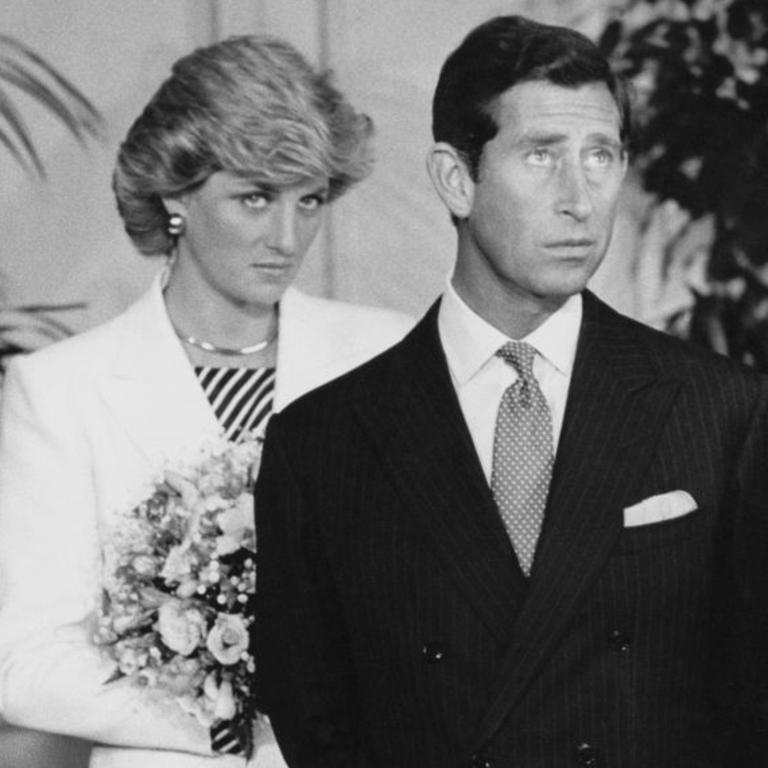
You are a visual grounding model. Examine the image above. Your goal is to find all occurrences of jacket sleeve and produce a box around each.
[0,356,214,755]
[254,417,375,768]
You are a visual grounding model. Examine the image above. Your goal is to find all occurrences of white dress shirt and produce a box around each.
[437,279,582,482]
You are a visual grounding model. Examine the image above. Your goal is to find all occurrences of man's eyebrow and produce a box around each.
[516,131,567,146]
[587,133,623,148]
[515,131,622,148]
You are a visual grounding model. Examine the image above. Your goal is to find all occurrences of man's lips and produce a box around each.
[252,261,292,270]
[542,238,596,248]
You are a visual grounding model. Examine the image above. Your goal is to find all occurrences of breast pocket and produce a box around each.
[615,506,704,554]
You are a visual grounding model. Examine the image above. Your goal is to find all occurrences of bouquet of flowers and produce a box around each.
[94,436,263,757]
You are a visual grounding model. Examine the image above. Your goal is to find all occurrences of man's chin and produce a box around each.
[532,275,593,304]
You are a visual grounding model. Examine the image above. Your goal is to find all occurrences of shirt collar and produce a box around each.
[438,277,582,386]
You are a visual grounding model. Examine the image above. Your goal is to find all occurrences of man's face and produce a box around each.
[455,80,627,318]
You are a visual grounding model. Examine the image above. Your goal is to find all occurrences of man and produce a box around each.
[255,15,768,767]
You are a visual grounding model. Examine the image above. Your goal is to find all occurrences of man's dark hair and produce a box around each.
[432,15,631,179]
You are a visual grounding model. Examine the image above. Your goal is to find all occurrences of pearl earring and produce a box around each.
[167,213,185,237]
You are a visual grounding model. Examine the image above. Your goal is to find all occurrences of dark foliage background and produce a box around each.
[600,0,768,368]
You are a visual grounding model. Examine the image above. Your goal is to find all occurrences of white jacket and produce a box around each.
[0,275,413,768]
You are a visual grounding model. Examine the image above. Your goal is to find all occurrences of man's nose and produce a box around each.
[266,202,297,256]
[555,161,592,222]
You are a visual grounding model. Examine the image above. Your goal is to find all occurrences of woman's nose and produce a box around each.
[266,202,297,256]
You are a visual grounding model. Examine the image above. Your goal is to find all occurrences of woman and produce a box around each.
[0,35,412,768]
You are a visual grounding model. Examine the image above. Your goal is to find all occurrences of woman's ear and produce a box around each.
[161,196,188,219]
[426,142,475,221]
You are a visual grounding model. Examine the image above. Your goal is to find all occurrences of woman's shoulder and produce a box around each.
[6,284,158,385]
[281,287,414,339]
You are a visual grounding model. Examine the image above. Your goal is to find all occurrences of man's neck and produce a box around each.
[450,277,569,340]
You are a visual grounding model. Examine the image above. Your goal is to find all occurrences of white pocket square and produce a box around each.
[623,490,697,528]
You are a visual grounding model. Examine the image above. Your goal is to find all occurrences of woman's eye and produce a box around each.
[242,193,269,210]
[299,195,326,212]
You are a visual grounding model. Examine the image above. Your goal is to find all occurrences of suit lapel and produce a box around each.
[273,287,334,412]
[353,302,527,645]
[475,292,682,745]
[96,276,221,469]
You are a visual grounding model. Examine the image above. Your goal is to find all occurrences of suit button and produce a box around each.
[422,642,446,663]
[575,742,599,765]
[608,629,631,652]
[469,753,494,768]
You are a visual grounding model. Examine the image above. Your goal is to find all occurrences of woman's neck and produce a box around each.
[163,270,278,350]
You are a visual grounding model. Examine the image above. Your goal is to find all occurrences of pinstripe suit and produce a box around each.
[255,291,768,767]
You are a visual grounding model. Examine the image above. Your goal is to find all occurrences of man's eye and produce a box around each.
[585,148,615,167]
[528,148,552,165]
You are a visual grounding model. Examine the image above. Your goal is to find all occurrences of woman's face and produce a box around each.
[168,170,329,311]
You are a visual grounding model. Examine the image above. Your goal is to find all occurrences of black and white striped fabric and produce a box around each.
[194,366,276,442]
[197,365,275,755]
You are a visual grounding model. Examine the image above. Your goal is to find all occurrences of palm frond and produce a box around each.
[0,303,85,367]
[0,33,104,176]
[0,122,35,173]
[0,81,43,174]
[1,302,85,336]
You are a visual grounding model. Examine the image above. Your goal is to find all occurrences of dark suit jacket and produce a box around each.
[255,292,768,768]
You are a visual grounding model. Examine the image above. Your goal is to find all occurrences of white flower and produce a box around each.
[203,672,237,720]
[157,655,204,695]
[215,534,240,557]
[157,600,206,656]
[215,493,254,555]
[131,554,157,577]
[160,545,193,584]
[115,645,147,676]
[218,494,253,537]
[206,614,249,665]
[163,470,200,507]
[176,578,200,599]
[214,678,236,720]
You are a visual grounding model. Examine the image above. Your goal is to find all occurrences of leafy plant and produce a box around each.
[0,34,103,373]
[0,301,86,357]
[0,33,103,176]
[600,0,768,368]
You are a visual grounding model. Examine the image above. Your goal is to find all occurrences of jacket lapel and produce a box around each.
[353,302,527,646]
[96,275,221,469]
[273,287,335,412]
[475,292,682,745]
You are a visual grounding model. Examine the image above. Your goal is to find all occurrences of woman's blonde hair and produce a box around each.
[113,35,373,255]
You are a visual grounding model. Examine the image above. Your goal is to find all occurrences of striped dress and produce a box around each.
[194,366,276,442]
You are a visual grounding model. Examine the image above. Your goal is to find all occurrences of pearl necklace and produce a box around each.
[173,324,278,356]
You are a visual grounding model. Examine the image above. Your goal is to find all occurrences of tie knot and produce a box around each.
[497,341,537,383]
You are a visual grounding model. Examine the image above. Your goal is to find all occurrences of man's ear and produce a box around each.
[426,142,475,220]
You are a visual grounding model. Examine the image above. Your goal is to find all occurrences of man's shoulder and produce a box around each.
[293,330,408,407]
[270,310,425,443]
[591,293,768,391]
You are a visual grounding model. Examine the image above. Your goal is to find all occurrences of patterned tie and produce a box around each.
[491,341,554,576]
